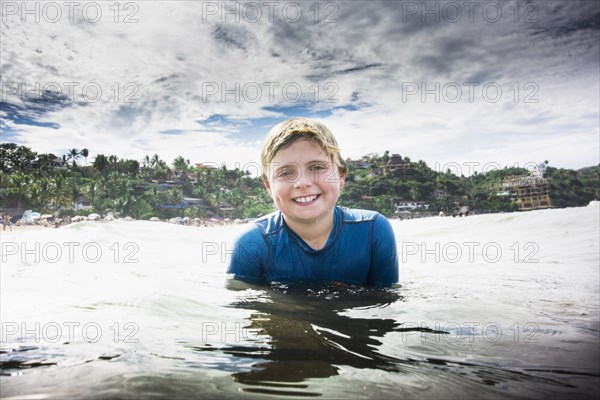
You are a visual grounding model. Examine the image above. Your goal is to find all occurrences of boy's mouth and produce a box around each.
[292,194,320,205]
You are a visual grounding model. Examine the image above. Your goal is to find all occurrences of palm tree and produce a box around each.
[146,185,161,207]
[49,175,73,211]
[67,148,81,169]
[6,172,30,211]
[28,177,53,212]
[81,148,89,165]
[150,155,169,180]
[382,150,390,164]
[140,155,152,179]
[172,156,190,174]
[408,183,420,201]
[111,194,132,216]
[82,179,101,211]
[93,154,109,175]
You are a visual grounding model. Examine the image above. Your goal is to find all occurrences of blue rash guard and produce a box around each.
[227,206,399,286]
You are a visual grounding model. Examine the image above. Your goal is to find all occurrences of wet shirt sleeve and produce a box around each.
[368,215,399,286]
[227,225,268,283]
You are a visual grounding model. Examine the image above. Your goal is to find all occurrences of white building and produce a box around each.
[394,201,430,213]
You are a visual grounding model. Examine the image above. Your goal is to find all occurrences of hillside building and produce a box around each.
[496,163,552,210]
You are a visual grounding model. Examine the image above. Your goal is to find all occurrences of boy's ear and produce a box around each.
[262,177,273,196]
[339,174,346,189]
[339,169,346,188]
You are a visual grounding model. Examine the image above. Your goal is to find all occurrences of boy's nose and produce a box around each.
[293,168,314,188]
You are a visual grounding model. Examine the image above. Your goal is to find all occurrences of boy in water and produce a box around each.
[227,118,398,286]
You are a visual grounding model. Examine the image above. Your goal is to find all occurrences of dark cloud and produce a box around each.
[527,0,600,38]
[154,74,180,84]
[212,24,254,51]
[0,101,60,129]
[530,11,600,38]
[306,62,383,80]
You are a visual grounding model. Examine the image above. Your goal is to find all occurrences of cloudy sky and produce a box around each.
[1,0,599,174]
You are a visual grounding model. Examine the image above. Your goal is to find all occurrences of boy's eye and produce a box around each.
[310,164,326,171]
[277,170,296,178]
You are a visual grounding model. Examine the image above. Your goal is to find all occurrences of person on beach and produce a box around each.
[227,117,399,287]
[2,214,12,231]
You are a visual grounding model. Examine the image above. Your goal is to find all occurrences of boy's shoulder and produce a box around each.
[338,206,382,224]
[254,210,283,233]
[238,207,387,238]
[238,211,283,237]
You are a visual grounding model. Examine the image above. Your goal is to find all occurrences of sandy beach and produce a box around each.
[1,224,48,233]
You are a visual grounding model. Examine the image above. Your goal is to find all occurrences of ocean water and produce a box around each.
[1,204,599,399]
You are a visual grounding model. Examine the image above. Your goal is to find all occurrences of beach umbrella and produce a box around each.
[40,214,53,219]
[150,217,160,221]
[104,215,115,221]
[124,216,133,221]
[88,213,100,220]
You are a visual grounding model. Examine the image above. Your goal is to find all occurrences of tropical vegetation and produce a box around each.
[1,143,598,220]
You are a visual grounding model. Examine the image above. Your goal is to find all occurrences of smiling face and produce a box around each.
[264,138,345,227]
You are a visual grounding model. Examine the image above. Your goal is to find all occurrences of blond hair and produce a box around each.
[260,117,347,181]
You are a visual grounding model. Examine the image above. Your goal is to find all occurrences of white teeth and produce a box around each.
[294,195,317,203]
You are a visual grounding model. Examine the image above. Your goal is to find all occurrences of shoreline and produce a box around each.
[0,218,242,235]
[1,224,48,233]
[1,202,597,236]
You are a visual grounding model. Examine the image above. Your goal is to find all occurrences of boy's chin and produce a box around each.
[286,209,332,224]
[290,217,321,226]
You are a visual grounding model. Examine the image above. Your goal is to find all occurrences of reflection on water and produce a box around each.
[226,283,406,392]
[202,281,598,398]
[209,282,414,396]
